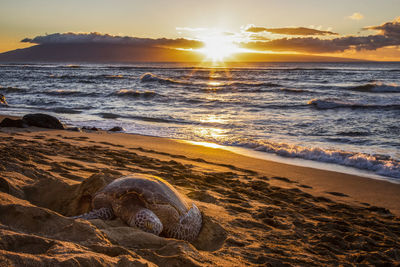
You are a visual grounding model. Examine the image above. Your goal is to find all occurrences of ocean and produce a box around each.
[1,62,399,181]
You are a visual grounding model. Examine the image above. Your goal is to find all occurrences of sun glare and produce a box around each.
[198,34,239,62]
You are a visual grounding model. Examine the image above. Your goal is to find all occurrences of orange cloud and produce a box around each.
[242,17,400,54]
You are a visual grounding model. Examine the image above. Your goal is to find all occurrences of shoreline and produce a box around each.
[1,116,400,265]
[2,112,399,183]
[1,114,400,216]
[184,140,399,184]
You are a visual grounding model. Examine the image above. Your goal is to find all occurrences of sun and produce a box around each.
[198,34,239,62]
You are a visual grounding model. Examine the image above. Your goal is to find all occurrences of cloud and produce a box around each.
[364,17,400,38]
[241,17,400,54]
[348,12,364,20]
[246,26,338,36]
[21,32,204,49]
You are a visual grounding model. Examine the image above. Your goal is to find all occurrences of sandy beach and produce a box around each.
[1,114,400,266]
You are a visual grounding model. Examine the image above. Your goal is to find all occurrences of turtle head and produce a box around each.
[130,209,163,235]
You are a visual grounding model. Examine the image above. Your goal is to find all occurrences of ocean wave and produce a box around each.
[349,82,400,93]
[307,98,400,110]
[43,90,99,97]
[50,74,128,81]
[140,73,281,88]
[44,90,82,96]
[66,65,81,68]
[97,112,122,119]
[336,131,371,137]
[140,73,189,85]
[0,86,27,93]
[279,88,308,93]
[128,115,190,125]
[112,89,157,98]
[104,75,125,79]
[225,139,400,179]
[95,112,189,124]
[226,81,281,87]
[47,107,82,114]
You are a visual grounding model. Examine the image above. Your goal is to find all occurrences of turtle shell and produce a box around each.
[93,174,190,216]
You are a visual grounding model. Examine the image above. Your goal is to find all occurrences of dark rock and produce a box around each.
[0,118,27,128]
[108,126,124,132]
[22,113,65,129]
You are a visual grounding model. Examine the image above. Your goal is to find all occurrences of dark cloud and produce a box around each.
[242,35,393,53]
[21,32,204,49]
[246,26,338,36]
[364,17,400,39]
[243,18,400,53]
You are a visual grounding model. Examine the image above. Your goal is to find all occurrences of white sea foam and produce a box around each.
[223,139,400,179]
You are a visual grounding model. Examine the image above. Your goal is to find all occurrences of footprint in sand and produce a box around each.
[326,191,349,197]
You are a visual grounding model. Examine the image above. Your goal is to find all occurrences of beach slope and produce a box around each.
[0,123,400,266]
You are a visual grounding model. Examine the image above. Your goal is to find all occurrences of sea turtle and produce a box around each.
[72,174,202,241]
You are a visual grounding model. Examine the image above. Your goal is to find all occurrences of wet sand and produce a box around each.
[0,116,400,266]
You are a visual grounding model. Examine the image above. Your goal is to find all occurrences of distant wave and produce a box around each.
[279,88,308,93]
[224,139,400,179]
[349,82,400,93]
[0,86,27,93]
[43,90,99,97]
[290,67,331,71]
[226,81,281,87]
[140,72,281,88]
[50,74,129,81]
[140,73,190,85]
[112,89,157,98]
[308,98,400,110]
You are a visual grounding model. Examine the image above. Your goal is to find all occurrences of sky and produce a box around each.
[1,0,400,61]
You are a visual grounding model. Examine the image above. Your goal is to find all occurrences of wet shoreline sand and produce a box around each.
[1,115,400,265]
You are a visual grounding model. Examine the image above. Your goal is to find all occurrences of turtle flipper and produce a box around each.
[71,207,115,220]
[172,203,202,241]
[129,208,163,235]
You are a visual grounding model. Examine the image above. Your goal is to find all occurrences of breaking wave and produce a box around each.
[140,73,186,84]
[349,82,400,93]
[224,139,400,179]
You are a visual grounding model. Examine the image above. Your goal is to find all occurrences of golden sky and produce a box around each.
[1,0,400,61]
